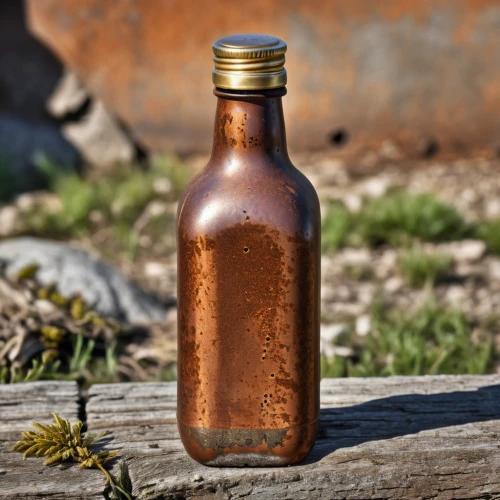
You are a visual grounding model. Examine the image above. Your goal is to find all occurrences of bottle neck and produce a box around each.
[210,88,288,162]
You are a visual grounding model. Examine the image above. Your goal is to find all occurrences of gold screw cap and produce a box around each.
[212,34,287,90]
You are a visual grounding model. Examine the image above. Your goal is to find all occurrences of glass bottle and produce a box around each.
[177,34,320,466]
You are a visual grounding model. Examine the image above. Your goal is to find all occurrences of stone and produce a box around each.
[62,100,135,168]
[144,261,169,278]
[445,286,467,305]
[0,237,168,324]
[355,314,371,336]
[46,70,89,118]
[375,249,398,279]
[340,248,371,265]
[447,240,486,263]
[489,260,500,280]
[330,302,366,318]
[0,206,22,236]
[485,198,500,218]
[359,176,391,199]
[15,191,62,213]
[88,209,105,224]
[343,193,362,212]
[153,177,173,195]
[320,323,347,357]
[384,276,404,293]
[332,346,355,357]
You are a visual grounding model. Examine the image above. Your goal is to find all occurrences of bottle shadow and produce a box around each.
[305,383,500,464]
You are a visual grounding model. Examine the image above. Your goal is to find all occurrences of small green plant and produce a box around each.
[321,202,351,251]
[320,354,347,378]
[358,302,492,376]
[151,154,192,196]
[12,413,132,499]
[399,249,453,288]
[321,192,470,252]
[0,264,134,386]
[356,192,469,247]
[23,154,189,253]
[69,335,95,374]
[477,219,500,254]
[23,359,62,382]
[321,301,494,377]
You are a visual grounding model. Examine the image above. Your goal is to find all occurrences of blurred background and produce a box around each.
[1,0,500,384]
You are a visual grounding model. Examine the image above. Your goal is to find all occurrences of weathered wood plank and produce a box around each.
[0,381,103,499]
[1,376,499,499]
[85,375,500,499]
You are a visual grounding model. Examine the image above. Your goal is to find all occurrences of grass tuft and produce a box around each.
[399,249,453,288]
[19,155,190,258]
[477,219,500,255]
[321,192,471,251]
[356,192,470,247]
[321,202,351,252]
[321,301,494,377]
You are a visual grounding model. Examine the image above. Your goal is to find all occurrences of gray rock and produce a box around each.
[46,70,89,118]
[62,100,135,167]
[0,238,168,324]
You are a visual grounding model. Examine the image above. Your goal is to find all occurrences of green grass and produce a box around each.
[321,191,471,251]
[321,202,351,252]
[399,249,453,288]
[357,192,470,247]
[477,219,500,254]
[321,301,494,378]
[20,155,190,257]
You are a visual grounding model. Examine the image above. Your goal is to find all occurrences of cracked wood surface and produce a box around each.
[1,376,500,499]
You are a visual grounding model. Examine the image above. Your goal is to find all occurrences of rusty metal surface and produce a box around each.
[176,89,320,465]
[27,0,500,157]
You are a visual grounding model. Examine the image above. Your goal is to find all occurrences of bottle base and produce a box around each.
[178,419,318,467]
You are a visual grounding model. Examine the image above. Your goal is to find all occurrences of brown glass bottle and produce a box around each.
[177,35,320,466]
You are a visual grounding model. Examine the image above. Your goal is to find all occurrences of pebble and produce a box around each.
[358,284,375,305]
[0,206,21,236]
[144,261,169,278]
[485,198,500,218]
[489,260,500,280]
[332,346,354,357]
[375,250,398,279]
[384,276,404,293]
[343,193,362,212]
[447,240,486,263]
[88,209,105,223]
[320,324,348,358]
[355,314,371,337]
[146,200,168,217]
[340,248,371,265]
[360,176,391,199]
[445,286,466,304]
[153,177,173,195]
[331,302,366,318]
[321,323,347,343]
[15,192,62,213]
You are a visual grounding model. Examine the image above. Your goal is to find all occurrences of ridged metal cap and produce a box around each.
[212,34,287,90]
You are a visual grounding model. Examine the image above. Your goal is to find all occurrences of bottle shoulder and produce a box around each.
[177,158,320,240]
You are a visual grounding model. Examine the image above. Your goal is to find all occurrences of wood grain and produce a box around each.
[1,376,500,499]
[0,381,104,499]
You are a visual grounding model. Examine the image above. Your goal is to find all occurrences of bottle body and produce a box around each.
[177,89,320,466]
